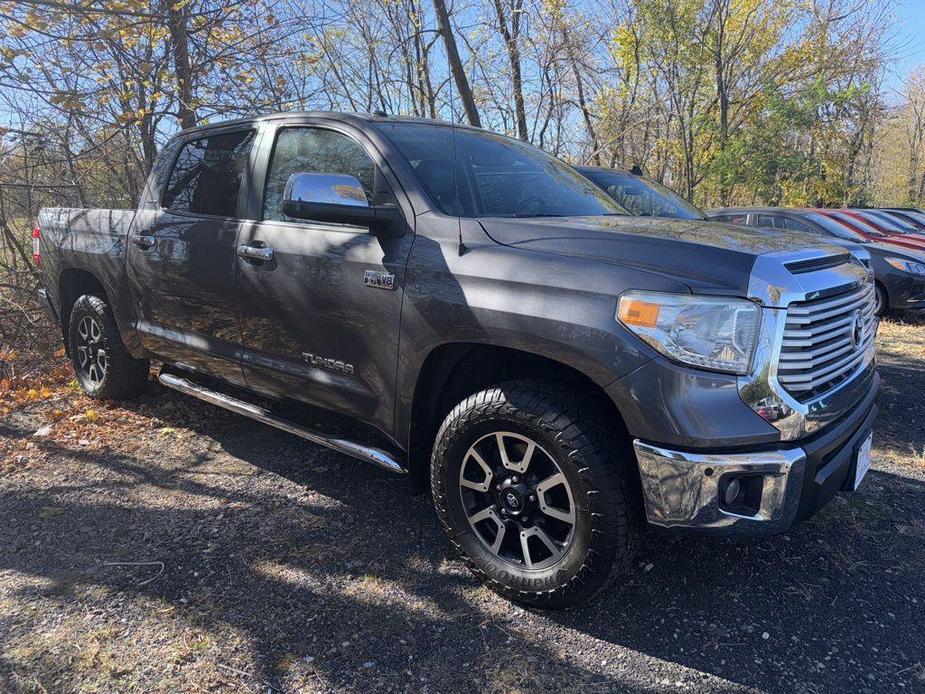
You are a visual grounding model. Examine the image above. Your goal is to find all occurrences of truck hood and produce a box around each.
[478,215,846,294]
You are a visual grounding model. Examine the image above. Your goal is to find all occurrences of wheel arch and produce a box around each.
[404,342,632,492]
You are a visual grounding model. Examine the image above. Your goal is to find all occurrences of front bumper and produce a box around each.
[886,274,925,309]
[634,372,879,534]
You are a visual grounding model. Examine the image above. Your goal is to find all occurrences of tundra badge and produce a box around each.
[364,269,395,290]
[302,353,355,375]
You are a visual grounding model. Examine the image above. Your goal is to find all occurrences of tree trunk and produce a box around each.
[713,3,731,205]
[432,0,481,127]
[166,0,196,129]
[563,26,600,164]
[491,0,527,140]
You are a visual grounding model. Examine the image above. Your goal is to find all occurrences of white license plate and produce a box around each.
[854,432,873,490]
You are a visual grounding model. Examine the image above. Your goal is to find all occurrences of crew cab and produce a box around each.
[36,112,880,607]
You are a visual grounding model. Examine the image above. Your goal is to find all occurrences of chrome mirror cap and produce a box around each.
[283,172,369,208]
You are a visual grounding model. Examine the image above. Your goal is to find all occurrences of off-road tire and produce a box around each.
[67,294,149,400]
[431,379,640,609]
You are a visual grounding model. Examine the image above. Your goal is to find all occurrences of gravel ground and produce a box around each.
[1,317,924,693]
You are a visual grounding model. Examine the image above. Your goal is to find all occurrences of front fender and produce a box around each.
[394,217,689,446]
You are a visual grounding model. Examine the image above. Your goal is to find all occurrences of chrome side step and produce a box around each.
[157,373,407,474]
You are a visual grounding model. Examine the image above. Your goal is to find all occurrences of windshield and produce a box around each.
[864,209,924,232]
[804,212,868,241]
[376,122,625,218]
[887,210,925,227]
[899,210,925,226]
[854,210,917,233]
[579,168,704,220]
[828,211,886,237]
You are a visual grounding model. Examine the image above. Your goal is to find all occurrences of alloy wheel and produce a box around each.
[458,431,576,570]
[75,315,107,385]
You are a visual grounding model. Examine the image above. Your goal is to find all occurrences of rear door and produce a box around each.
[234,121,414,436]
[125,126,256,384]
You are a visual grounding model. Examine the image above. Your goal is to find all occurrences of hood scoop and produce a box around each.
[784,253,851,274]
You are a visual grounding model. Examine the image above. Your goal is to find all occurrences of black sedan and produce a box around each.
[706,207,925,316]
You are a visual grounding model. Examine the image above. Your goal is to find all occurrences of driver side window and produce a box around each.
[263,128,376,222]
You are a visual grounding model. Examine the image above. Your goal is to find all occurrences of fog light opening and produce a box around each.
[723,478,742,506]
[718,474,764,517]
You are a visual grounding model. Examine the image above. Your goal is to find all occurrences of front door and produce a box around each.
[235,123,413,436]
[126,127,256,385]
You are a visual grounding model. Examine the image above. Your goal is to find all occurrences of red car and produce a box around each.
[814,209,925,253]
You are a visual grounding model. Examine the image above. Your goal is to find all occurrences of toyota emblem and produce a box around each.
[851,311,863,349]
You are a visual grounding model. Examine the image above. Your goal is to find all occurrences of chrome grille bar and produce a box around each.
[777,281,877,399]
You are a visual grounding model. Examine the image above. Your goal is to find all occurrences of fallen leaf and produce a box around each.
[38,506,64,519]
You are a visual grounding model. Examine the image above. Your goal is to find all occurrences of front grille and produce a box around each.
[778,281,877,401]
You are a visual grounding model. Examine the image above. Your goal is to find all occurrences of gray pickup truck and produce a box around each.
[35,112,879,607]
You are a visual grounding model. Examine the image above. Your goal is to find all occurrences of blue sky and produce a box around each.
[886,0,925,95]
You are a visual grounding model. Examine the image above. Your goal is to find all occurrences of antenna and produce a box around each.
[446,42,466,255]
[452,122,467,256]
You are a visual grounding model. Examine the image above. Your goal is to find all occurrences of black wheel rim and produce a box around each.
[75,315,107,385]
[458,431,576,570]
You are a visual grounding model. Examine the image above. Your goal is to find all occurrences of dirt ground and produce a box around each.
[1,316,924,693]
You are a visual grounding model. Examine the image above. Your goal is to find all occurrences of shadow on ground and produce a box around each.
[2,392,924,693]
[1,318,924,692]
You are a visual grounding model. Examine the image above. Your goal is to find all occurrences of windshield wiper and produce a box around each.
[511,213,569,218]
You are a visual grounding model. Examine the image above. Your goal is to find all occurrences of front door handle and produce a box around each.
[130,233,156,250]
[237,243,274,262]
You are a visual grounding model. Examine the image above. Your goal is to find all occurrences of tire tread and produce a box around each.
[431,379,640,608]
[68,294,149,400]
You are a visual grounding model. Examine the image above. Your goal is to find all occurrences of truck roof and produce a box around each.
[176,110,485,137]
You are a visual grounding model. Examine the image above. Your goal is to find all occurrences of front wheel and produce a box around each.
[431,380,639,608]
[874,284,887,317]
[67,294,149,400]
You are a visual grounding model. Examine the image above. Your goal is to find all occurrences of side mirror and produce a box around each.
[282,172,402,236]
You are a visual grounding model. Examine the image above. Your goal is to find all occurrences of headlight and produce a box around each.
[617,291,760,374]
[885,257,925,275]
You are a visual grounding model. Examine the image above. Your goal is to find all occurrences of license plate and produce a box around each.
[854,432,873,490]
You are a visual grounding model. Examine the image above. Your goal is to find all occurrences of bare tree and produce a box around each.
[432,0,481,126]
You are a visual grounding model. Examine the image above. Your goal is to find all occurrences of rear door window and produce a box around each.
[779,217,815,233]
[162,130,255,217]
[712,213,749,224]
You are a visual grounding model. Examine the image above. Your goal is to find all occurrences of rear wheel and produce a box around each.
[431,380,639,608]
[68,294,149,399]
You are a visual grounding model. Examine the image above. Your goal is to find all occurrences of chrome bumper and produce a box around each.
[633,441,806,533]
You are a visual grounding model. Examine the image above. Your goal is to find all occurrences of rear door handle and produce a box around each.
[237,244,274,262]
[130,233,156,250]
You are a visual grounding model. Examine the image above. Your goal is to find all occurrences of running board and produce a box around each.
[157,373,407,474]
